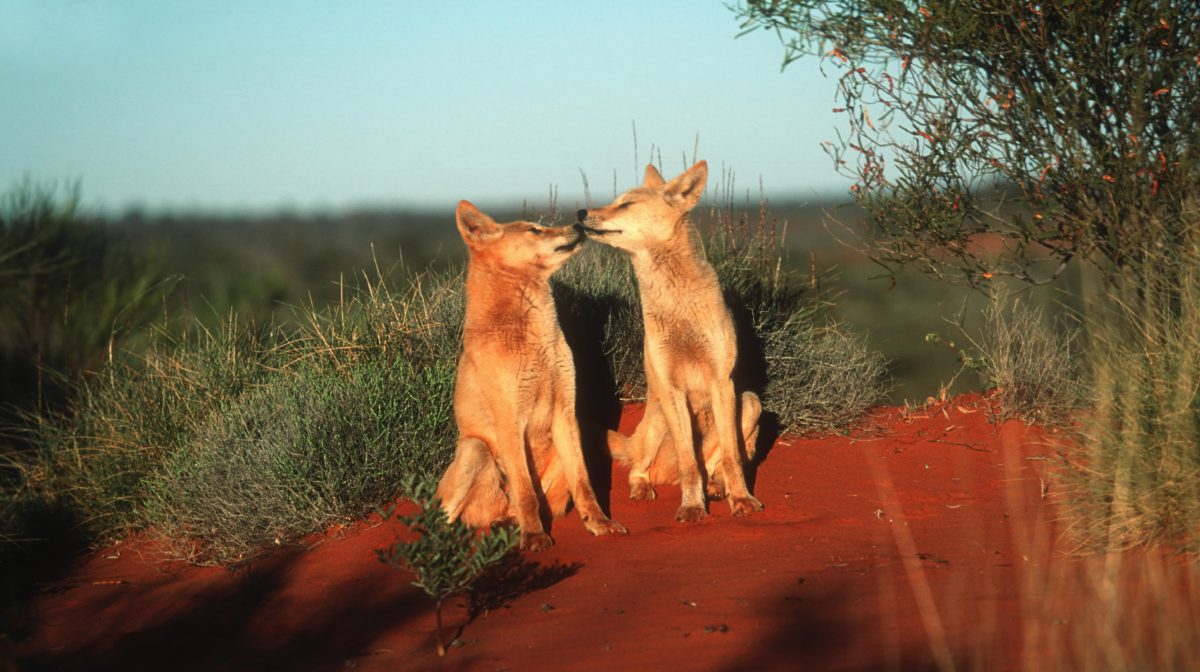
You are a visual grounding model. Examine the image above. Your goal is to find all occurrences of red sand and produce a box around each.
[16,395,1069,671]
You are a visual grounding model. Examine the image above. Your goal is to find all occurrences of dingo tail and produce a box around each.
[606,429,633,465]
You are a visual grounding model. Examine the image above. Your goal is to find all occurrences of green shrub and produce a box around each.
[21,266,463,563]
[146,358,455,564]
[377,475,516,657]
[23,317,274,540]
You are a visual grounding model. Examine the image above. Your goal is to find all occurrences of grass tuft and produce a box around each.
[975,293,1084,426]
[21,265,464,564]
[1065,213,1200,551]
[953,291,1085,425]
[146,358,455,564]
[762,316,889,434]
[23,316,275,542]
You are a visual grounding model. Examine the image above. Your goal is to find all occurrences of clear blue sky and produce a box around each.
[1,1,851,214]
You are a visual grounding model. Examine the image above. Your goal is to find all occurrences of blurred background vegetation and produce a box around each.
[0,173,904,630]
[0,180,1009,436]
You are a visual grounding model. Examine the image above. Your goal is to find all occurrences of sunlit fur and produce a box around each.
[436,201,626,551]
[582,161,764,521]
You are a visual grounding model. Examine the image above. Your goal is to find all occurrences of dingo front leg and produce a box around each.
[493,425,553,551]
[712,383,763,517]
[659,391,706,522]
[551,407,627,537]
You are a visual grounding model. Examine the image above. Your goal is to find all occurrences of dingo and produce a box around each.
[436,201,627,551]
[578,161,764,521]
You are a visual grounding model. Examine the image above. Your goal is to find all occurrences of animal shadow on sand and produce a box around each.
[20,549,428,672]
[551,280,624,512]
[724,288,783,490]
[551,273,782,508]
[467,554,584,620]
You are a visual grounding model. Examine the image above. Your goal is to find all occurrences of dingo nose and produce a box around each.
[575,208,588,222]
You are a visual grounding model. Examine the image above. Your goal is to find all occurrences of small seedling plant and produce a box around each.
[377,475,516,656]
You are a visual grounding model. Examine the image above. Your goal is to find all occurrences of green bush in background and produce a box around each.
[147,358,455,564]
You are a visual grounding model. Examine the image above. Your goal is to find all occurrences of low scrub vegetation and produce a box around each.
[928,290,1084,426]
[940,221,1200,554]
[23,266,462,564]
[3,180,887,566]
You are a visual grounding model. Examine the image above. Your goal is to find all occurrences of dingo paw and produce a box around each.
[520,531,554,552]
[587,517,629,536]
[729,495,764,517]
[629,480,657,501]
[675,505,707,523]
[706,479,727,500]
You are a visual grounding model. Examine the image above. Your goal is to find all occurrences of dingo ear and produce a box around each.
[643,164,665,187]
[664,160,707,209]
[456,200,501,247]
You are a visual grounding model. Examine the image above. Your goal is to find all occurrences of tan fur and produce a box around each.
[606,393,761,500]
[581,161,764,521]
[436,201,626,551]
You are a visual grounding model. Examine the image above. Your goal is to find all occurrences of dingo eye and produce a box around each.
[617,201,635,210]
[526,227,543,235]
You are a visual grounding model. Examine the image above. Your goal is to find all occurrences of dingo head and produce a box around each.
[576,160,707,252]
[456,200,586,276]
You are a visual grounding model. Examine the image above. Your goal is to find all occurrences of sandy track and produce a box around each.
[17,395,1061,671]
